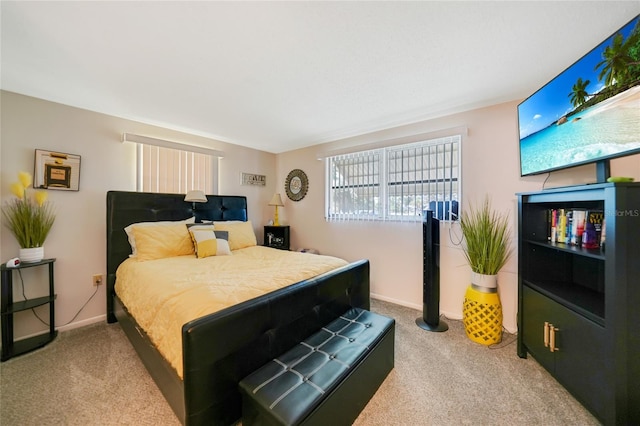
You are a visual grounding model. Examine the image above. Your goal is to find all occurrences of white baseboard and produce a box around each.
[0,315,106,352]
[371,293,421,311]
[370,292,463,322]
[57,315,106,332]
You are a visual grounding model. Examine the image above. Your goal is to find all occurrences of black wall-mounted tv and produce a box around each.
[518,14,640,182]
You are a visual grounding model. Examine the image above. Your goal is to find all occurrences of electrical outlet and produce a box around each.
[92,274,103,286]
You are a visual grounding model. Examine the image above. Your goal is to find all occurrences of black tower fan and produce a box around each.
[416,210,448,332]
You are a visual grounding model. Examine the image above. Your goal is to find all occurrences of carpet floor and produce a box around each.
[0,299,600,425]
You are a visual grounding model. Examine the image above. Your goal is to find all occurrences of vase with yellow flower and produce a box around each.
[2,171,55,262]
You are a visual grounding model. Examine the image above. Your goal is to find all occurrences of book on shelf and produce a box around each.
[558,209,566,244]
[570,209,586,246]
[565,210,573,244]
[582,210,604,249]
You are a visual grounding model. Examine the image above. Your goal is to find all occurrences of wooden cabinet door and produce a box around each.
[523,285,608,421]
[521,286,555,371]
[553,305,607,421]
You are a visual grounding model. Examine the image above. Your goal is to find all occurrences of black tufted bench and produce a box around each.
[239,308,394,425]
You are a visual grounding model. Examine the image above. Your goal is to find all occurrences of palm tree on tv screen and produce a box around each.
[595,22,640,87]
[569,77,591,108]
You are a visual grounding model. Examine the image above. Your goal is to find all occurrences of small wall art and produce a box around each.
[241,172,266,186]
[34,149,81,191]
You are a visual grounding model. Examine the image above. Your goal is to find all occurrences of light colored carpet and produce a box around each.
[0,299,600,425]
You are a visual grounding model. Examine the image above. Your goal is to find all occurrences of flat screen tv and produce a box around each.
[518,14,640,182]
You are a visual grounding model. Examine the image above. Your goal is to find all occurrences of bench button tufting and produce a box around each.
[239,308,395,426]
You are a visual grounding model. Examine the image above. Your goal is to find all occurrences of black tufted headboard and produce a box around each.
[106,190,248,322]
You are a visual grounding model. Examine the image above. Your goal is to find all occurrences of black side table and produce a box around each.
[1,258,57,361]
[264,226,290,250]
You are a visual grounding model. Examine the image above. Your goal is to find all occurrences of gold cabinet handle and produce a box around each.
[544,321,549,347]
[549,324,559,353]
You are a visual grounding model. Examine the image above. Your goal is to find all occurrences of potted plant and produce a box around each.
[459,196,512,345]
[2,171,55,262]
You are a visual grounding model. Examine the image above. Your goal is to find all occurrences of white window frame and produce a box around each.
[325,134,461,223]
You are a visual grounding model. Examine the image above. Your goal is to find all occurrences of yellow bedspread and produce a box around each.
[115,246,348,378]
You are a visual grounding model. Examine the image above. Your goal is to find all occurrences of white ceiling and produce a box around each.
[2,2,639,154]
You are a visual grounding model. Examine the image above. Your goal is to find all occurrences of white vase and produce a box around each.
[19,246,45,263]
[470,271,498,292]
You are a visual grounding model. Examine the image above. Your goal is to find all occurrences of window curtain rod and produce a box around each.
[315,125,467,160]
[122,133,225,158]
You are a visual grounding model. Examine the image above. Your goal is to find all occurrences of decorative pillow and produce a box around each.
[189,228,231,259]
[212,220,257,250]
[188,228,231,258]
[131,223,195,261]
[125,217,195,257]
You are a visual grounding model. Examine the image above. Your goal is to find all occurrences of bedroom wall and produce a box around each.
[275,100,640,333]
[2,91,638,339]
[0,90,277,340]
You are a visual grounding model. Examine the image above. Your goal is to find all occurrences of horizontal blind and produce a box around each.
[326,135,460,222]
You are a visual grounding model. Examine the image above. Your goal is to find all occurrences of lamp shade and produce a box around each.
[184,190,207,203]
[268,193,284,207]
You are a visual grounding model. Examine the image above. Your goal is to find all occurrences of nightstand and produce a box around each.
[264,226,290,250]
[1,258,57,361]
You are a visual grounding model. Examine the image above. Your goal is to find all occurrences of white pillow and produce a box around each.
[125,217,195,257]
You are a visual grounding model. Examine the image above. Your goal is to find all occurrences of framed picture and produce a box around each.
[240,172,266,186]
[34,149,81,191]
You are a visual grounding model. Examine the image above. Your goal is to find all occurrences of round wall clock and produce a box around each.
[285,169,308,201]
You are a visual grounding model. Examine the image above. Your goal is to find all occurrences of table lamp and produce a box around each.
[184,190,207,209]
[268,193,284,226]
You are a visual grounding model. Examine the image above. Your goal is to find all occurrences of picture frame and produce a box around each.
[34,149,81,191]
[240,172,266,186]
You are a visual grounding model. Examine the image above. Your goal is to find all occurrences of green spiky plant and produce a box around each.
[2,172,55,248]
[459,197,512,276]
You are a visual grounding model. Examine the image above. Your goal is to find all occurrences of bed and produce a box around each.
[106,191,370,425]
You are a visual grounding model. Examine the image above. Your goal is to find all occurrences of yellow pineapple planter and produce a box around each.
[459,197,511,346]
[463,272,503,345]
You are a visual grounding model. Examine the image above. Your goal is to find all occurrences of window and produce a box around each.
[138,144,215,194]
[326,135,461,222]
[123,133,223,195]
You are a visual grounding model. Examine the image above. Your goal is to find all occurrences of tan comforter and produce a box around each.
[115,246,348,378]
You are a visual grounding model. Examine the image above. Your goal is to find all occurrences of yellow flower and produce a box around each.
[35,191,48,206]
[10,182,25,199]
[2,172,55,248]
[18,171,33,189]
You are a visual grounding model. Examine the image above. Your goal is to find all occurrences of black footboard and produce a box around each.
[182,259,370,426]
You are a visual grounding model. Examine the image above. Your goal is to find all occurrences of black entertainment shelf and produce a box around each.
[517,183,639,425]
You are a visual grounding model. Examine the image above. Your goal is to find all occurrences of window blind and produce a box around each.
[327,135,460,222]
[138,144,215,194]
[123,134,219,194]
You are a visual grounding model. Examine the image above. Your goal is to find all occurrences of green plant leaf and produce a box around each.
[460,196,512,275]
